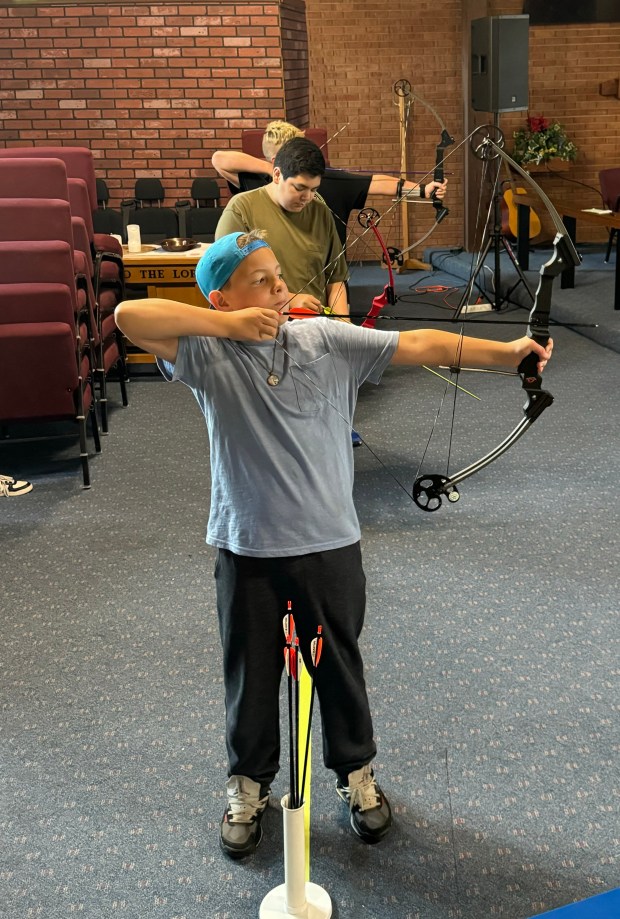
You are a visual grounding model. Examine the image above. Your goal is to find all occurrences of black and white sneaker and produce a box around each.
[220,775,270,859]
[336,764,392,844]
[0,473,33,497]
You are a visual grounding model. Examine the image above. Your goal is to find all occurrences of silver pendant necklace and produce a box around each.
[267,332,280,386]
[240,332,283,386]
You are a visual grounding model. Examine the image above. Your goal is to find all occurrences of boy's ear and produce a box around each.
[209,290,226,310]
[272,166,282,184]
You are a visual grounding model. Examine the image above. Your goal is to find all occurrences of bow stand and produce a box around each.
[393,79,430,272]
[388,80,454,273]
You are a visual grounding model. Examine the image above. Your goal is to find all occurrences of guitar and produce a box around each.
[501,182,542,240]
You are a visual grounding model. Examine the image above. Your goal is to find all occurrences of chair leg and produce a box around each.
[77,373,102,488]
[119,373,129,407]
[99,388,109,434]
[90,399,102,454]
[80,451,91,489]
[111,328,130,407]
[97,344,109,435]
[605,229,616,263]
[76,407,91,489]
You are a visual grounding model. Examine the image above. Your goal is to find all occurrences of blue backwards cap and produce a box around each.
[195,232,270,299]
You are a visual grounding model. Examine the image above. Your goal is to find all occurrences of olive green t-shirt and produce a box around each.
[215,186,348,305]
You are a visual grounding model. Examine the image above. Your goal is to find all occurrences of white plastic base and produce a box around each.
[259,881,332,918]
[259,795,332,918]
[460,301,493,313]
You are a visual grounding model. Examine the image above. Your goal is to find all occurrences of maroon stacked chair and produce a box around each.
[0,240,101,487]
[0,146,124,277]
[0,159,94,295]
[0,158,128,433]
[0,156,120,322]
[0,324,99,488]
[67,176,124,301]
[0,148,127,366]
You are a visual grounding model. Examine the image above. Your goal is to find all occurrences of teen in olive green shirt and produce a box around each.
[215,137,349,316]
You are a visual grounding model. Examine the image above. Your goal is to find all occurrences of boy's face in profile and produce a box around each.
[214,247,290,323]
[272,169,321,212]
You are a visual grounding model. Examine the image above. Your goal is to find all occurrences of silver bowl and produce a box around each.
[160,238,199,252]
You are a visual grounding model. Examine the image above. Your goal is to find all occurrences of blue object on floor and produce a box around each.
[527,888,620,918]
[351,429,362,447]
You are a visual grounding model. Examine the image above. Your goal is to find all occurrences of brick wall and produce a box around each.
[281,0,308,126]
[306,0,463,256]
[0,1,305,207]
[1,0,619,246]
[306,0,620,248]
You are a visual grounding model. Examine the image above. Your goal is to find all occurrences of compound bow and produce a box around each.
[411,129,581,510]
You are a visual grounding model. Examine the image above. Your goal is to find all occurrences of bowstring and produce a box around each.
[410,150,495,487]
[292,127,483,315]
[273,126,494,500]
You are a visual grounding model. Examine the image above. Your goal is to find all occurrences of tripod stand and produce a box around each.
[454,114,535,318]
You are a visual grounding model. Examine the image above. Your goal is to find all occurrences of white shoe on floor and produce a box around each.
[0,473,33,497]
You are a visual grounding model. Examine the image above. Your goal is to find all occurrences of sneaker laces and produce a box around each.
[345,765,382,813]
[225,779,269,825]
[0,475,14,496]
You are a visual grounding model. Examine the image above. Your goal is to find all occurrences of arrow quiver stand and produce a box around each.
[395,79,430,273]
[259,796,332,918]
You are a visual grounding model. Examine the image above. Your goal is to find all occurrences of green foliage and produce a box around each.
[512,115,577,166]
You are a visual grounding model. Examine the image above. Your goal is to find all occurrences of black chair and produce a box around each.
[123,178,179,243]
[96,177,109,205]
[177,178,224,242]
[134,177,166,205]
[93,178,124,237]
[599,168,620,263]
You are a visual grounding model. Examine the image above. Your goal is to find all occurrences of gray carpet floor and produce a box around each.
[1,256,619,919]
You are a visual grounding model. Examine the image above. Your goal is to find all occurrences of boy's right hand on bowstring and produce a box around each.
[225,308,280,342]
[286,293,322,317]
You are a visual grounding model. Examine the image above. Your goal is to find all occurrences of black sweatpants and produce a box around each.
[214,542,377,787]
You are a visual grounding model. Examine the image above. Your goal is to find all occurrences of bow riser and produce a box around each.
[518,233,578,387]
[432,128,454,223]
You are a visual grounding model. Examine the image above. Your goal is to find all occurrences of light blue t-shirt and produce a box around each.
[159,318,399,557]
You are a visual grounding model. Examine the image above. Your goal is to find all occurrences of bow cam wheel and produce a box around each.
[470,124,505,160]
[393,79,411,97]
[385,246,403,267]
[412,474,460,512]
[358,207,380,229]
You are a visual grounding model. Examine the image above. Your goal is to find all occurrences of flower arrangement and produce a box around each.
[512,114,577,166]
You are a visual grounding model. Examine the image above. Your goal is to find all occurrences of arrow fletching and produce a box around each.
[290,638,303,681]
[311,625,323,668]
[283,602,295,645]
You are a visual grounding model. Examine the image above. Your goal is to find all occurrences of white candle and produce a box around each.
[127,224,142,252]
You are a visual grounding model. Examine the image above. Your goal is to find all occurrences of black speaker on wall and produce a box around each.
[471,15,529,113]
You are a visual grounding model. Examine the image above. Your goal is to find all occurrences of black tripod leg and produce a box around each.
[501,236,535,304]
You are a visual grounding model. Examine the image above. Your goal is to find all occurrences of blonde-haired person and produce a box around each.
[211,120,447,245]
[261,119,304,159]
